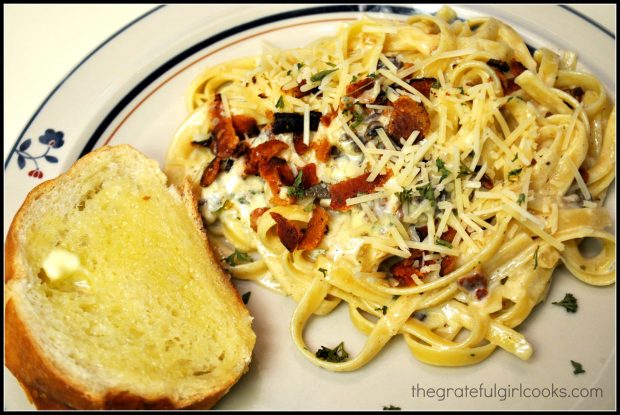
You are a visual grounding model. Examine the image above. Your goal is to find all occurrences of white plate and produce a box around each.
[4,4,616,410]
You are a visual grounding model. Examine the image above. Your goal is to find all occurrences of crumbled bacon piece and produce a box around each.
[298,206,329,251]
[232,140,250,159]
[293,132,310,155]
[329,171,392,211]
[259,157,294,196]
[277,160,296,186]
[457,273,488,300]
[390,249,425,287]
[392,265,424,287]
[346,77,375,98]
[245,139,289,175]
[270,212,303,252]
[408,77,437,99]
[288,79,317,98]
[320,109,338,127]
[231,115,259,136]
[475,288,488,300]
[506,61,526,93]
[200,158,221,187]
[579,167,589,184]
[480,173,494,190]
[250,207,270,232]
[199,95,244,185]
[209,95,239,159]
[387,96,430,140]
[441,226,457,243]
[269,207,330,252]
[510,61,527,76]
[299,163,319,189]
[440,255,458,276]
[488,59,526,95]
[311,138,332,163]
[458,273,486,290]
[258,161,281,197]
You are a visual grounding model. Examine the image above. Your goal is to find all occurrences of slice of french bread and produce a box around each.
[4,144,255,409]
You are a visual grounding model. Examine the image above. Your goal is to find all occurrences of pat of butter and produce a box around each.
[42,248,83,281]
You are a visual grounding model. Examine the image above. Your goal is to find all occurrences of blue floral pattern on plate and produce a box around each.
[15,129,64,179]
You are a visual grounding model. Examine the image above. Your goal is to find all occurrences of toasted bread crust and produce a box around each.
[4,145,254,410]
[179,180,248,310]
[21,382,72,410]
[5,299,99,409]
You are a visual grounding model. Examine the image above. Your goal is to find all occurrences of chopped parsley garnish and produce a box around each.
[571,360,586,375]
[237,196,248,204]
[512,152,519,162]
[383,405,401,410]
[288,171,306,198]
[276,95,284,109]
[458,162,473,178]
[213,199,233,213]
[351,75,358,83]
[431,79,441,89]
[436,239,453,248]
[349,110,364,128]
[436,158,451,182]
[318,268,328,278]
[311,68,338,82]
[224,249,252,266]
[397,188,413,204]
[286,69,292,76]
[296,62,304,70]
[517,193,526,205]
[533,245,539,269]
[241,291,252,304]
[368,72,378,79]
[457,86,465,94]
[552,293,578,313]
[326,62,337,67]
[375,305,388,315]
[416,183,436,207]
[304,203,315,212]
[507,168,523,181]
[392,295,401,300]
[315,341,349,362]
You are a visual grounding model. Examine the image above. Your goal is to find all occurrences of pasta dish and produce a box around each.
[165,6,616,370]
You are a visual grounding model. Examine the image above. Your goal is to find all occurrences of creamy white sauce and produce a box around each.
[199,113,419,276]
